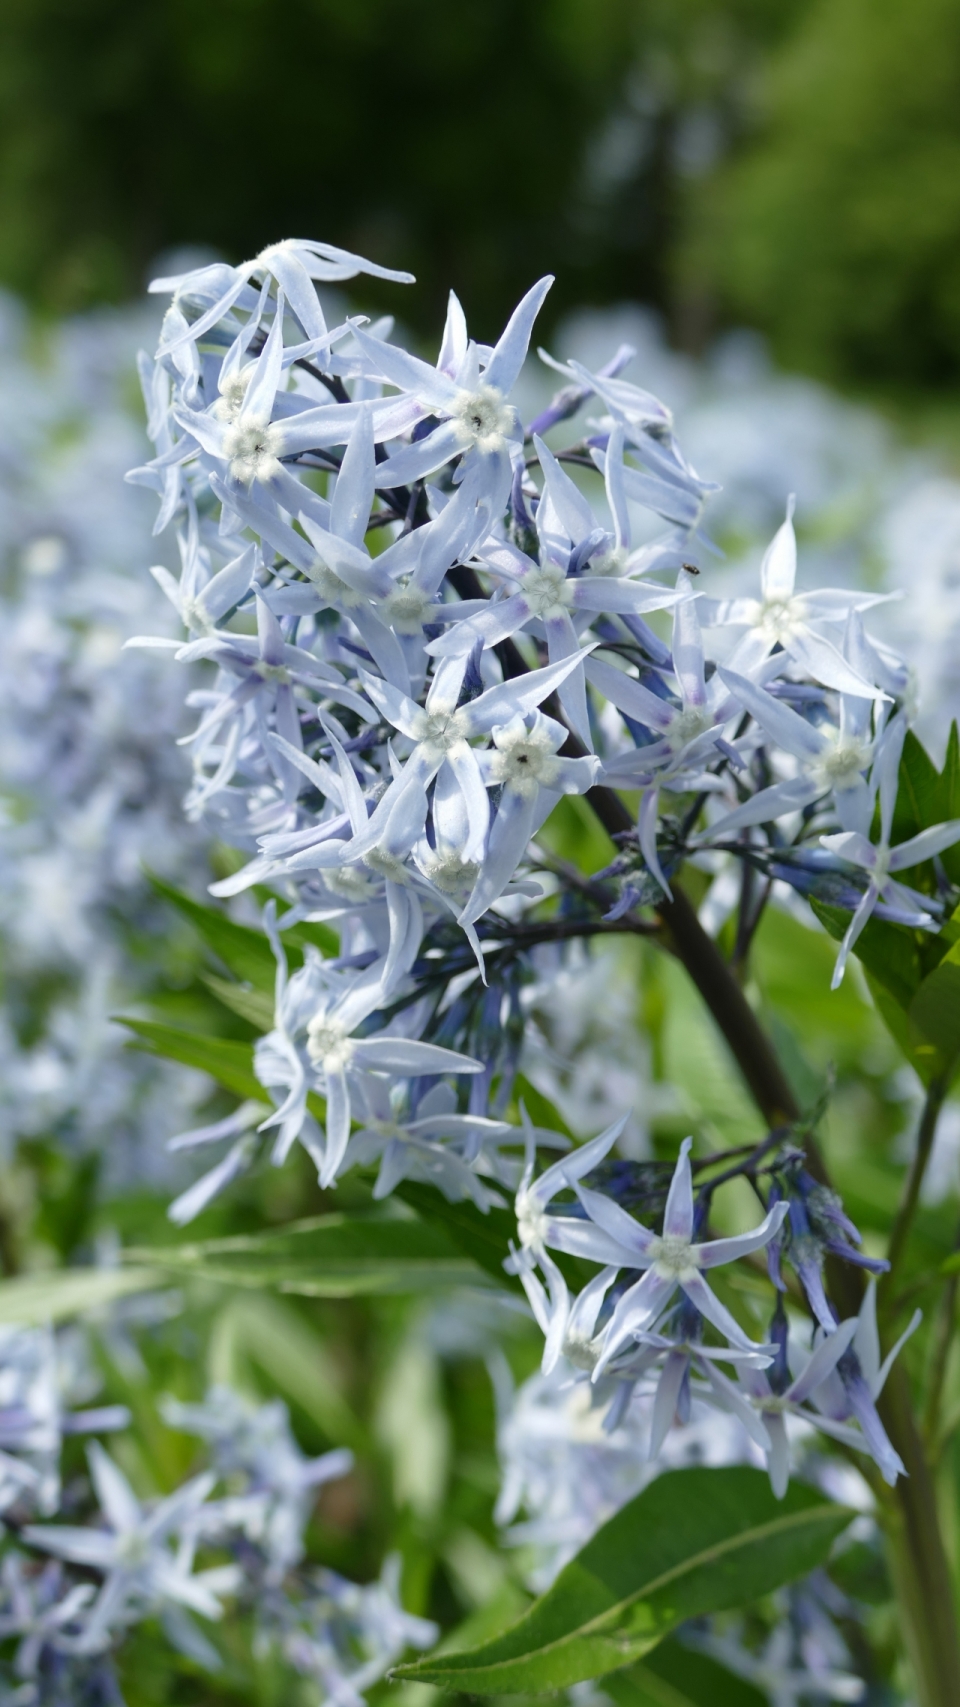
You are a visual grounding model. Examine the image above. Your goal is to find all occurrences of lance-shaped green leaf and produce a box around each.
[393,1468,850,1694]
[148,873,279,987]
[126,1210,495,1297]
[201,973,275,1032]
[0,1266,166,1325]
[149,875,338,990]
[605,1641,766,1707]
[117,1018,261,1100]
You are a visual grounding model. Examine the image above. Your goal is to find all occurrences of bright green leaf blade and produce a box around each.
[892,729,941,844]
[809,900,923,1011]
[148,873,279,987]
[126,1211,495,1296]
[394,1182,518,1289]
[201,973,274,1032]
[0,1266,165,1325]
[394,1468,850,1693]
[907,939,960,1085]
[939,723,960,883]
[117,1018,261,1100]
[606,1641,767,1707]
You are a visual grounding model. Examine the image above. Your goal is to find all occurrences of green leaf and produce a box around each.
[148,874,279,988]
[809,900,924,1011]
[511,1073,574,1140]
[0,1265,165,1325]
[117,1018,262,1100]
[201,974,274,1032]
[126,1210,495,1297]
[606,1640,767,1707]
[891,729,941,845]
[938,722,960,883]
[393,1182,518,1290]
[393,1468,850,1693]
[903,938,960,1085]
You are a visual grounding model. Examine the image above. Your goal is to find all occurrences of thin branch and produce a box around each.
[883,1078,947,1308]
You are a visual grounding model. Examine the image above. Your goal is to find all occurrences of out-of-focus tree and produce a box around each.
[0,0,794,339]
[692,0,960,387]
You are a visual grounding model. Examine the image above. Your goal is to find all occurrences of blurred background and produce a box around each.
[1,0,958,401]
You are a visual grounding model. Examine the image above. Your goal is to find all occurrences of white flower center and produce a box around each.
[668,705,712,748]
[489,726,560,798]
[180,594,215,634]
[115,1530,150,1569]
[381,581,433,634]
[253,660,291,685]
[321,866,377,901]
[364,848,409,883]
[649,1232,698,1280]
[309,563,366,610]
[758,594,806,645]
[589,546,629,578]
[563,1325,603,1372]
[420,848,479,899]
[222,417,284,486]
[521,564,573,619]
[516,1194,548,1250]
[817,735,870,790]
[306,1016,355,1071]
[451,385,514,451]
[412,706,471,758]
[213,369,253,423]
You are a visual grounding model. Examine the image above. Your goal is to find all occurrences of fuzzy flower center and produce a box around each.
[818,735,870,789]
[309,563,366,610]
[668,705,712,747]
[381,581,433,634]
[213,369,253,423]
[451,385,514,451]
[489,726,560,797]
[521,564,573,619]
[364,848,409,883]
[589,546,629,578]
[420,847,479,899]
[758,594,806,644]
[115,1529,150,1569]
[253,660,291,685]
[412,706,471,757]
[516,1193,548,1250]
[306,1016,355,1071]
[321,866,377,902]
[222,417,284,486]
[649,1232,698,1280]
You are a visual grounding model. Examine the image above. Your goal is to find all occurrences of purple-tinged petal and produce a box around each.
[692,1200,788,1269]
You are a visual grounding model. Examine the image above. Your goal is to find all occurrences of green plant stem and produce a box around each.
[883,1077,948,1302]
[876,1363,960,1707]
[925,1212,960,1449]
[925,1275,958,1453]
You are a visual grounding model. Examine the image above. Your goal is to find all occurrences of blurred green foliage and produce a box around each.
[1,0,958,384]
[0,0,790,341]
[694,0,960,388]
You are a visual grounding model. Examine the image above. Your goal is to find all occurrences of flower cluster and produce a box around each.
[0,1321,430,1705]
[123,237,952,1511]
